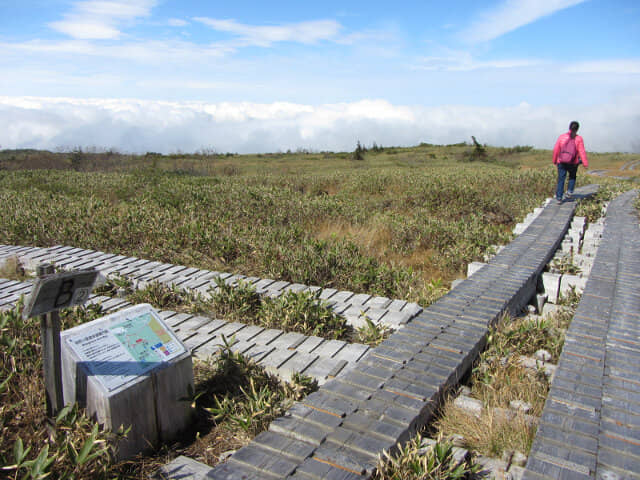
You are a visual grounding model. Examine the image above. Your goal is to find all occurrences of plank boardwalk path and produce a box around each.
[523,189,640,480]
[3,184,639,479]
[0,258,425,386]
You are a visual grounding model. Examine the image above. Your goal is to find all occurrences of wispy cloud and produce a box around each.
[193,17,342,47]
[564,59,640,74]
[49,0,157,39]
[0,38,231,64]
[413,49,540,71]
[168,18,189,27]
[460,0,588,43]
[2,95,638,154]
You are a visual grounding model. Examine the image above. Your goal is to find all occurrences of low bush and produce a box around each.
[258,289,347,339]
[374,434,478,480]
[0,301,318,478]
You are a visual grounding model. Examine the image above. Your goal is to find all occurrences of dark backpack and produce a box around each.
[558,137,577,163]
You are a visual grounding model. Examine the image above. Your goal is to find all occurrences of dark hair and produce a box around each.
[569,121,580,131]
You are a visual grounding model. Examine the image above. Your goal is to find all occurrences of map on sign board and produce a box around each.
[65,305,186,392]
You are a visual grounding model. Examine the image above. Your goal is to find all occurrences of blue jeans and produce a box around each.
[556,163,578,200]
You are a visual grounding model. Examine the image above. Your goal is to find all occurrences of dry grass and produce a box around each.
[0,255,29,281]
[470,356,549,416]
[435,401,537,458]
[313,219,393,259]
[0,301,316,479]
[433,305,576,460]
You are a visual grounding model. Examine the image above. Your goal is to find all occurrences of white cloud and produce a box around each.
[168,18,189,27]
[414,49,540,71]
[564,59,640,74]
[461,0,588,43]
[0,38,231,64]
[49,0,157,39]
[1,96,638,154]
[193,17,342,47]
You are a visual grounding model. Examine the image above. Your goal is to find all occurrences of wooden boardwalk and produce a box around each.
[524,189,640,480]
[4,185,639,479]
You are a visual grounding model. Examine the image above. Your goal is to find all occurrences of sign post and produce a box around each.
[23,264,100,416]
[37,264,63,416]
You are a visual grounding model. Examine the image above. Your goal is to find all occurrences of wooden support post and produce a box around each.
[37,263,64,417]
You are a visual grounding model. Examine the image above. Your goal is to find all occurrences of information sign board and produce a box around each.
[23,269,99,318]
[64,304,186,392]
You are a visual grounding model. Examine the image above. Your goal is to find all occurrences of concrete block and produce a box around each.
[508,465,526,480]
[541,302,564,317]
[531,293,547,314]
[474,455,509,480]
[541,273,562,304]
[518,356,556,379]
[453,395,483,417]
[534,349,552,362]
[567,229,583,247]
[513,223,527,235]
[509,400,532,414]
[560,239,574,254]
[467,261,487,277]
[559,274,588,297]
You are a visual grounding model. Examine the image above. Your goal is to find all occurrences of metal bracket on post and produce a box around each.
[37,263,64,417]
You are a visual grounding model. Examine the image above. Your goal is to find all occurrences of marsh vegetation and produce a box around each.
[1,143,637,478]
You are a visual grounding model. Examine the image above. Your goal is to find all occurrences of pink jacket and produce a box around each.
[553,132,588,167]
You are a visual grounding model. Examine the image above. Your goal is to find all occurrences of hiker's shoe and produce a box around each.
[555,197,563,204]
[565,191,573,200]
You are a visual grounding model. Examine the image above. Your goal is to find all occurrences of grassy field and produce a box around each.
[3,142,636,305]
[1,143,638,478]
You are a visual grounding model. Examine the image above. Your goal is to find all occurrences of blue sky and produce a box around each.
[1,0,639,153]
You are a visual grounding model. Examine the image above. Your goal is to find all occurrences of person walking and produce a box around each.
[553,121,589,202]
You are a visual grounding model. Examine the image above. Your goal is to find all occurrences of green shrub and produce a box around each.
[210,278,261,322]
[374,434,477,480]
[258,290,347,339]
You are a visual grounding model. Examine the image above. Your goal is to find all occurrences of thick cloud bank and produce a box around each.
[1,96,639,154]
